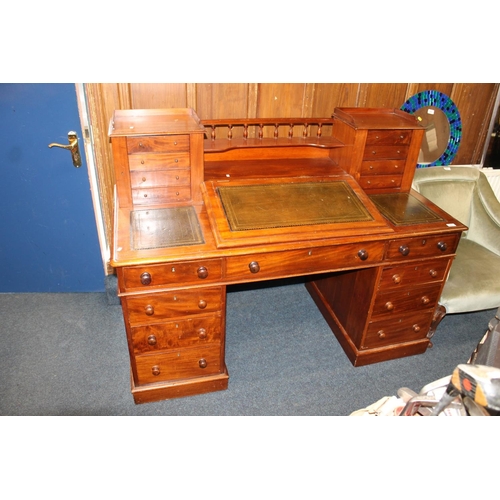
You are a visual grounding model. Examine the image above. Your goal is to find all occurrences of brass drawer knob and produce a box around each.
[198,328,207,340]
[199,358,207,369]
[399,245,410,256]
[198,299,207,309]
[392,274,401,284]
[152,365,160,376]
[197,266,209,279]
[147,335,157,346]
[378,330,386,339]
[357,249,369,261]
[140,272,152,285]
[421,296,430,305]
[385,301,394,311]
[145,305,155,316]
[437,241,448,252]
[249,261,260,274]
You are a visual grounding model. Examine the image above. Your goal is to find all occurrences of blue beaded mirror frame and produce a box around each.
[401,90,462,168]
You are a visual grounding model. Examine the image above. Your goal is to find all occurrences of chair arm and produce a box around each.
[467,172,500,256]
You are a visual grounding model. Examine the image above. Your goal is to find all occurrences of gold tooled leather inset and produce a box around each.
[370,193,444,226]
[130,206,204,250]
[217,181,374,231]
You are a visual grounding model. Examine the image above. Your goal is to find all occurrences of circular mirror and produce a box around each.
[401,91,462,168]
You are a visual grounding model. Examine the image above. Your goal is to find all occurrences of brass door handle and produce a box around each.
[48,131,82,167]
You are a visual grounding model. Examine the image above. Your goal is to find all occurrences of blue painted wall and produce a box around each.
[0,83,105,292]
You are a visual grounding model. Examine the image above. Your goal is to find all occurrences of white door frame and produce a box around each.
[75,83,110,274]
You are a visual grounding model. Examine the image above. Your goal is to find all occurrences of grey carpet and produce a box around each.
[0,280,495,416]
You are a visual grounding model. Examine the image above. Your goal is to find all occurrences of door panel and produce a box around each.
[0,83,104,292]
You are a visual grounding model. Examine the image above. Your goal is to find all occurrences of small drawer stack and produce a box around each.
[128,135,191,205]
[332,107,425,194]
[358,130,411,190]
[109,108,206,208]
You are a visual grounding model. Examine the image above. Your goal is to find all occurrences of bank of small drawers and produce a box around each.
[359,130,412,190]
[127,134,191,205]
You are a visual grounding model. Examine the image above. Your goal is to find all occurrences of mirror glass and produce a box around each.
[414,106,450,164]
[401,90,461,168]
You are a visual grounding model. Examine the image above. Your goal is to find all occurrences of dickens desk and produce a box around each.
[109,108,466,404]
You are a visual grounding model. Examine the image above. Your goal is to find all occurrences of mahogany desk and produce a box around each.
[109,108,466,404]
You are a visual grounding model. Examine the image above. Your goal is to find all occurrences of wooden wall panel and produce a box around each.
[129,83,188,109]
[196,83,250,120]
[84,82,499,272]
[357,83,409,108]
[451,83,499,164]
[311,83,359,114]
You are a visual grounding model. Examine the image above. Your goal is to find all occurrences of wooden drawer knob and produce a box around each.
[429,269,438,278]
[199,358,207,369]
[412,324,421,333]
[145,305,155,316]
[140,272,152,285]
[198,299,207,309]
[392,274,401,284]
[249,261,260,274]
[147,335,157,346]
[198,328,207,340]
[357,249,369,261]
[421,296,430,305]
[152,365,160,376]
[378,330,386,339]
[197,266,209,279]
[399,245,410,256]
[385,301,394,311]
[437,241,448,252]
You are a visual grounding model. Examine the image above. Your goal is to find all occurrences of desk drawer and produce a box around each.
[125,287,223,325]
[378,259,450,290]
[130,169,190,189]
[130,315,222,354]
[360,160,404,176]
[363,310,433,349]
[366,130,412,145]
[132,185,191,204]
[225,242,385,282]
[120,259,223,291]
[358,175,402,190]
[128,152,190,170]
[127,135,189,154]
[134,344,222,385]
[371,283,441,319]
[363,145,408,160]
[387,234,459,260]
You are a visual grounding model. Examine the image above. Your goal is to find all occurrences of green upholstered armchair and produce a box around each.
[412,166,500,332]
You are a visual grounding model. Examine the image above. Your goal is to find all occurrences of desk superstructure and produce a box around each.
[109,108,466,404]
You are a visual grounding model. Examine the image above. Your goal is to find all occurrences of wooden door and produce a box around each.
[0,84,104,292]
